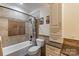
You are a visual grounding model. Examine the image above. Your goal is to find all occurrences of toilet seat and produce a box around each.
[29,46,40,52]
[28,46,40,55]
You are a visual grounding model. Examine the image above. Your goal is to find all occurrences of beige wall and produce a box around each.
[62,3,79,40]
[0,6,30,47]
[0,18,29,48]
[0,18,8,47]
[0,36,3,56]
[39,4,50,36]
[30,4,50,36]
[0,7,28,21]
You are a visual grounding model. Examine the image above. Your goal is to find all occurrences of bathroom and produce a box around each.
[0,3,79,56]
[0,3,63,56]
[0,3,50,56]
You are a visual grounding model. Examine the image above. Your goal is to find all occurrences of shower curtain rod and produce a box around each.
[0,5,36,18]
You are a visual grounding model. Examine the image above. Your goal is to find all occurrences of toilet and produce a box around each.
[28,39,44,56]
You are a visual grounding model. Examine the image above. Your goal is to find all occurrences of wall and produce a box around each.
[30,4,50,36]
[0,7,28,21]
[62,3,79,40]
[0,3,30,14]
[39,4,50,36]
[0,18,29,47]
[0,36,3,56]
[0,4,29,47]
[0,7,29,47]
[0,18,8,47]
[49,3,62,43]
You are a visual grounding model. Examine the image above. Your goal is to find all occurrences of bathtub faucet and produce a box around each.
[30,36,32,41]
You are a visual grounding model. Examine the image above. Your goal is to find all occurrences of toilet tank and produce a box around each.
[36,39,44,47]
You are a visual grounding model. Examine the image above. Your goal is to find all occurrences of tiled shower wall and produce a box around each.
[0,18,29,47]
[0,6,30,47]
[0,18,8,47]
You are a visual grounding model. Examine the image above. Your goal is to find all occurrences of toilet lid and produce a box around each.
[28,46,40,52]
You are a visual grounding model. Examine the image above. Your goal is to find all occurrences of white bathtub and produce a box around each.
[3,41,32,56]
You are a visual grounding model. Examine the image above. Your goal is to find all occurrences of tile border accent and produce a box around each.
[46,41,62,49]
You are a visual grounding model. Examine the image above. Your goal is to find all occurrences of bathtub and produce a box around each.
[3,41,32,56]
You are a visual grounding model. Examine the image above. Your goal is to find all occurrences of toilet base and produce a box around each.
[28,50,41,56]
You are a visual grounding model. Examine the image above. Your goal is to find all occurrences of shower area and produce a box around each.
[0,5,38,56]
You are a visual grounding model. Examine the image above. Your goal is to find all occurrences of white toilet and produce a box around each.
[28,39,44,56]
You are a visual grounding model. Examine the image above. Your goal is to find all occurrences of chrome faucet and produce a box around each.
[30,36,32,41]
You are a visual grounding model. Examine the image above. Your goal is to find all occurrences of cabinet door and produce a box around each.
[46,45,61,56]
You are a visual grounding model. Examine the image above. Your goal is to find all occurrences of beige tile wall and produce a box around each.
[0,6,30,47]
[0,18,29,47]
[49,3,63,43]
[0,7,28,21]
[0,18,8,47]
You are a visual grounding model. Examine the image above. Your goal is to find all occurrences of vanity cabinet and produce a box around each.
[46,45,61,56]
